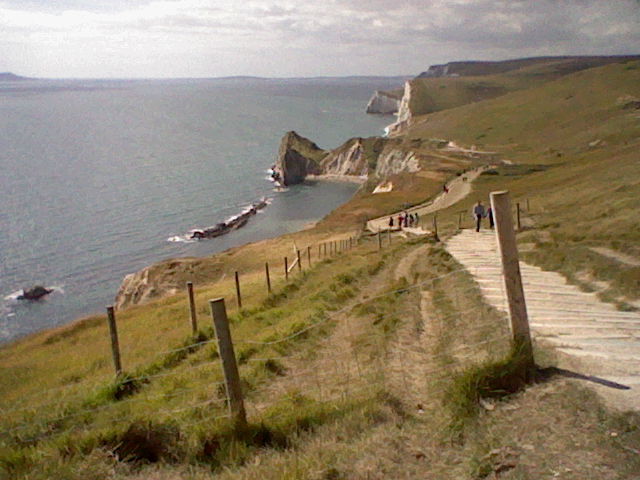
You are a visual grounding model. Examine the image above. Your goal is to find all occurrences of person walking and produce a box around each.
[389,216,394,229]
[473,200,485,232]
[398,214,404,229]
[487,206,494,229]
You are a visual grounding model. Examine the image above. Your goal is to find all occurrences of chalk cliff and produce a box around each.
[365,90,402,114]
[275,129,420,185]
[115,257,224,309]
[374,146,420,177]
[385,81,415,136]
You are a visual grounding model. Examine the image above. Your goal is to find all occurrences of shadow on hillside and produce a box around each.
[536,366,631,390]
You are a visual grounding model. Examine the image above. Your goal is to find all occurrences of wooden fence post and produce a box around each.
[106,306,122,376]
[209,298,247,429]
[284,256,289,281]
[350,237,353,249]
[265,262,271,294]
[526,198,530,212]
[490,191,534,367]
[297,249,302,272]
[516,202,521,231]
[377,229,382,250]
[387,228,391,245]
[187,281,198,334]
[433,213,439,242]
[234,271,242,309]
[324,242,327,257]
[307,246,311,267]
[318,244,321,258]
[458,212,463,230]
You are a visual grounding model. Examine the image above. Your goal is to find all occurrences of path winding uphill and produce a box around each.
[366,165,491,233]
[446,230,640,411]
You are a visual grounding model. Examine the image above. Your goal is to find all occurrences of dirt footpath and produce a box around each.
[366,165,492,233]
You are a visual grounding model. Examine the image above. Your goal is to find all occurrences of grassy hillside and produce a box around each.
[417,55,640,78]
[406,56,640,116]
[407,59,640,305]
[2,59,640,478]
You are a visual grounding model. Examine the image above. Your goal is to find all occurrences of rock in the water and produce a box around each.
[18,285,53,300]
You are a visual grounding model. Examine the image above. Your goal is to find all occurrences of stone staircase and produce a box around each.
[446,229,640,411]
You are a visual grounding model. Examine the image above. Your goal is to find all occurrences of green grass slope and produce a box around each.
[417,55,640,78]
[406,56,640,116]
[408,60,640,304]
[2,59,640,479]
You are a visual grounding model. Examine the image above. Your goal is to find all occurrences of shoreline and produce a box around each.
[1,176,362,347]
[306,173,367,184]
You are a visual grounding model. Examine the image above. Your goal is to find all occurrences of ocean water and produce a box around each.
[0,77,398,342]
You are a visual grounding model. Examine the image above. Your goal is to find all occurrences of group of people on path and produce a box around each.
[383,194,494,234]
[389,211,419,229]
[473,200,494,232]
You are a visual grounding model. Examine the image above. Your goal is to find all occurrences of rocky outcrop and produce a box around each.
[374,145,420,178]
[18,286,52,300]
[274,131,326,186]
[275,130,421,184]
[115,257,224,309]
[366,90,402,114]
[319,138,368,177]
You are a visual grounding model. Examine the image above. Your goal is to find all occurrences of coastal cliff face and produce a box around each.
[365,90,402,114]
[320,138,368,177]
[276,129,420,184]
[386,81,414,136]
[115,257,224,309]
[275,131,326,186]
[374,145,420,177]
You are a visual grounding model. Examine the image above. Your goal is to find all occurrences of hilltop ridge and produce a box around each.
[0,72,29,81]
[417,55,640,78]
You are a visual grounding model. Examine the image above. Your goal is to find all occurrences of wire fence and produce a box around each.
[1,195,530,450]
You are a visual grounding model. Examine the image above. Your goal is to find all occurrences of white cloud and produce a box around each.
[0,0,638,77]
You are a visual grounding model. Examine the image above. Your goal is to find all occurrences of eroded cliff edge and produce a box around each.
[365,89,402,114]
[274,130,421,187]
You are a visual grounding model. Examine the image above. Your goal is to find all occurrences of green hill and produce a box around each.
[405,56,640,116]
[1,59,640,479]
[417,55,640,78]
[406,59,640,303]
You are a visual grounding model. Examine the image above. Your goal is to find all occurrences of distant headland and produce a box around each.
[0,72,30,81]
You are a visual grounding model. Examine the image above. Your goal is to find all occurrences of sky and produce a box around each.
[1,0,639,78]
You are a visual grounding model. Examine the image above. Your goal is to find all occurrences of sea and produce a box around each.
[0,76,401,343]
